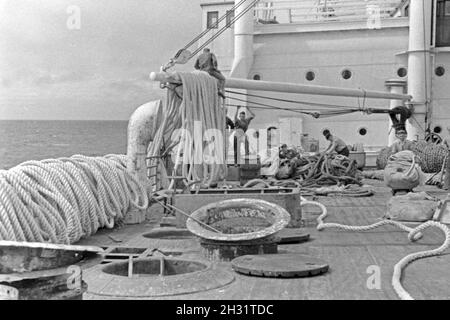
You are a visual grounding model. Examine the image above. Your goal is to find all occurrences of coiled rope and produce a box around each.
[300,196,450,300]
[0,154,148,244]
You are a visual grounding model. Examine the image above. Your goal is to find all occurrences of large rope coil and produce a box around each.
[377,141,448,173]
[0,154,149,244]
[300,197,450,300]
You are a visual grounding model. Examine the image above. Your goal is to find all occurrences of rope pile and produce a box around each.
[301,197,450,300]
[277,153,361,187]
[377,141,448,173]
[409,141,448,173]
[242,179,373,197]
[0,72,226,244]
[0,155,148,244]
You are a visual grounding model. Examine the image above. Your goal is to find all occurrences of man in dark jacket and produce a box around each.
[226,116,235,130]
[389,106,412,132]
[233,107,255,164]
[194,48,226,98]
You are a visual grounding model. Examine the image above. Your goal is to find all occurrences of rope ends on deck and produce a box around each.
[303,196,450,300]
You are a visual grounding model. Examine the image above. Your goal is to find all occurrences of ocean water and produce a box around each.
[0,120,128,170]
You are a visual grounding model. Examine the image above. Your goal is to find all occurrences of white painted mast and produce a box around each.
[406,0,433,141]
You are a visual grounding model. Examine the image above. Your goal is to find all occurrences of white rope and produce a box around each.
[300,196,450,300]
[0,154,149,244]
[170,71,227,188]
[392,221,450,300]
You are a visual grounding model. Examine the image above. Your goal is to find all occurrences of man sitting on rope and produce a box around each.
[194,48,226,98]
[323,130,350,157]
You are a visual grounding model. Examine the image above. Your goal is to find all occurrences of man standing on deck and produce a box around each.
[194,48,226,98]
[323,130,350,157]
[234,106,256,164]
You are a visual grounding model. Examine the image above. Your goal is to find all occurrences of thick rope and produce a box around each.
[300,196,450,300]
[0,154,149,244]
[170,71,227,188]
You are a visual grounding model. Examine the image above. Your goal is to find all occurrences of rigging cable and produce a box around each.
[226,95,363,118]
[226,89,358,110]
[182,0,248,51]
[189,0,260,58]
[162,0,260,71]
[225,103,320,117]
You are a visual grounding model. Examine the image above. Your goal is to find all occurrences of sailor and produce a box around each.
[279,144,288,159]
[234,106,256,164]
[194,48,226,98]
[226,116,235,130]
[389,105,412,132]
[323,130,350,157]
[390,128,413,154]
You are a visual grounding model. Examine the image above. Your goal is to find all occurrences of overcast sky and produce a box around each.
[0,0,203,120]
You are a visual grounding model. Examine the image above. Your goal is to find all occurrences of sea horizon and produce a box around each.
[0,120,129,170]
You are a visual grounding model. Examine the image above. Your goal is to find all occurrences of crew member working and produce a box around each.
[194,48,226,98]
[234,106,256,164]
[323,130,350,157]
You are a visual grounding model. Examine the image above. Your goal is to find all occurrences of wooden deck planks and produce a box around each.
[80,180,450,300]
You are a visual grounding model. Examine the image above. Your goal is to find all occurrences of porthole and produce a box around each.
[436,66,445,77]
[397,67,408,78]
[253,74,261,81]
[341,69,352,80]
[434,126,442,134]
[358,128,368,136]
[306,71,315,81]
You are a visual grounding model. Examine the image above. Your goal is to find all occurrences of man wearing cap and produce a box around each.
[323,130,350,157]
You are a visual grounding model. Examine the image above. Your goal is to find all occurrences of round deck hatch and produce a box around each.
[231,254,329,278]
[85,257,234,298]
[102,258,207,277]
[186,199,291,242]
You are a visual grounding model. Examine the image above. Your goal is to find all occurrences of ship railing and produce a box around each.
[146,155,162,193]
[254,0,406,25]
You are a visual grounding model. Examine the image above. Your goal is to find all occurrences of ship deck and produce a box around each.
[78,180,450,300]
